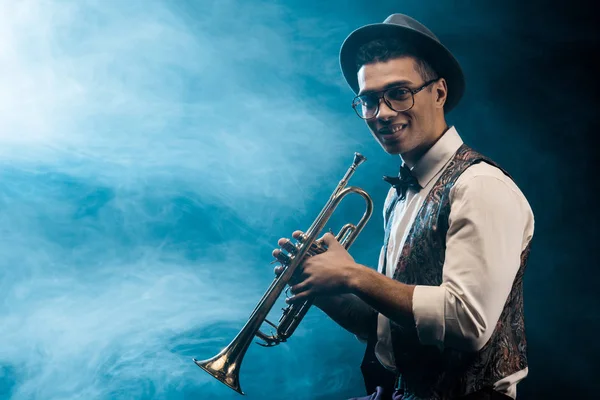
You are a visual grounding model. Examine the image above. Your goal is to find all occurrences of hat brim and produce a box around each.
[340,23,465,113]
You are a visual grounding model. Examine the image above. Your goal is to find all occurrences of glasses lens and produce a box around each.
[353,95,378,119]
[385,87,413,112]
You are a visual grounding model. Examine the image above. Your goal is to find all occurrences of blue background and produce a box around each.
[0,0,597,399]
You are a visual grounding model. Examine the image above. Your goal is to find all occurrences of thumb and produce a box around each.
[322,232,340,247]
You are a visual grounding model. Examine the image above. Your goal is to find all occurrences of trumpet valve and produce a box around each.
[297,233,308,243]
[281,240,299,256]
[274,251,291,265]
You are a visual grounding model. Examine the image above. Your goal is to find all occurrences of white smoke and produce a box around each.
[0,1,371,399]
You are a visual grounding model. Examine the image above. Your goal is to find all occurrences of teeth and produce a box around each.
[391,124,407,133]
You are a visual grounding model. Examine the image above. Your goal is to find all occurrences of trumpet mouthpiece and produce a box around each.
[353,152,367,167]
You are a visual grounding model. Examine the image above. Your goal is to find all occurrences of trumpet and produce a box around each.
[193,153,373,395]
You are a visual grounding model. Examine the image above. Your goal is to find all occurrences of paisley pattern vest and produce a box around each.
[385,144,530,399]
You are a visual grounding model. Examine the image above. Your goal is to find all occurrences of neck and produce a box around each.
[400,123,450,167]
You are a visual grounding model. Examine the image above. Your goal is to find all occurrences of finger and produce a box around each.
[290,280,311,295]
[322,232,338,246]
[272,248,291,264]
[280,240,298,255]
[274,265,284,276]
[292,230,304,239]
[277,237,291,246]
[286,290,310,304]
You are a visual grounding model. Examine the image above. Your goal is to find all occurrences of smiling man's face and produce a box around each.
[358,56,447,163]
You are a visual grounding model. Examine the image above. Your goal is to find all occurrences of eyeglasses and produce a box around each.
[351,78,441,120]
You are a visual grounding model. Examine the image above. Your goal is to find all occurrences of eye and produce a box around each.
[386,87,411,101]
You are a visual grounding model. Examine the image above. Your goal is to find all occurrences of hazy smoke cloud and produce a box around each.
[2,0,582,398]
[0,1,368,399]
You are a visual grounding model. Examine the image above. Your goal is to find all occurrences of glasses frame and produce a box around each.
[351,77,441,120]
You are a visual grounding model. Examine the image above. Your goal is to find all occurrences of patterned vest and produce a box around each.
[386,144,531,399]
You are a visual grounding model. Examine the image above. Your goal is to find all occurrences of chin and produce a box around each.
[383,148,402,155]
[381,142,405,155]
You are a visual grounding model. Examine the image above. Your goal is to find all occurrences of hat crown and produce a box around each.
[382,14,440,43]
[339,13,465,113]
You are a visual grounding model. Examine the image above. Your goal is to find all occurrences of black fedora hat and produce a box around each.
[340,13,465,113]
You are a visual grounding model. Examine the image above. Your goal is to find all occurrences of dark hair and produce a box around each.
[355,38,439,83]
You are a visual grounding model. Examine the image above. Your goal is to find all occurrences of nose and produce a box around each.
[376,98,397,121]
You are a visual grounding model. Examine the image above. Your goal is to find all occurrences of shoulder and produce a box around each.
[450,161,535,233]
[454,161,522,199]
[450,161,533,217]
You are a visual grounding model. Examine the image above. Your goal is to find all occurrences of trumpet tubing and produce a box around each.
[194,153,374,395]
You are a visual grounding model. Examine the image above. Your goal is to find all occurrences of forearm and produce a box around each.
[313,293,377,340]
[347,264,416,329]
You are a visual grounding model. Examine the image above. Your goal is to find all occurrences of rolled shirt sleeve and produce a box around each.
[411,164,534,352]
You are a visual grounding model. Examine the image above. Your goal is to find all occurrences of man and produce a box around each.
[273,14,534,400]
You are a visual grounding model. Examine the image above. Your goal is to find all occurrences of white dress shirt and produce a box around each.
[374,126,534,399]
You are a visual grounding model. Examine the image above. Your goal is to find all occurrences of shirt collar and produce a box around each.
[405,126,464,188]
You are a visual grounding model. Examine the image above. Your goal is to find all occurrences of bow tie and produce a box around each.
[383,165,421,200]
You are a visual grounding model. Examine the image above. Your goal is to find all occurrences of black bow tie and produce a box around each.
[383,165,421,200]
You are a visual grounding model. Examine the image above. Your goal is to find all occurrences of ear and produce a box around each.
[434,78,448,110]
